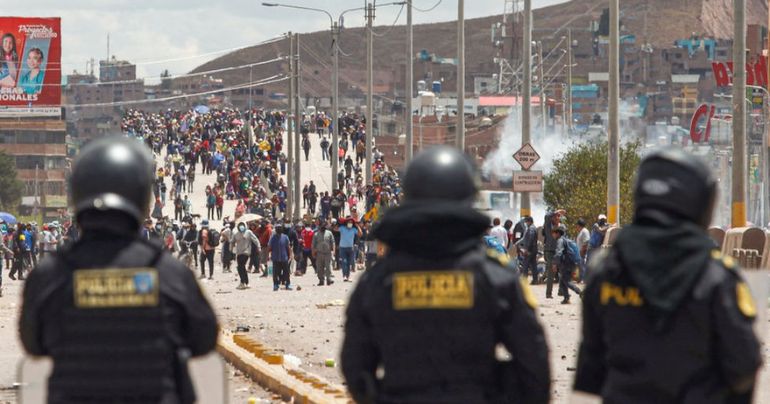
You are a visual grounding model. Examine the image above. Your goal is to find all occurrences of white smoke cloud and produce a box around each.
[482,107,584,222]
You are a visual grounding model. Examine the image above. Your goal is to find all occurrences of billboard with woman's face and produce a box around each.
[0,17,61,112]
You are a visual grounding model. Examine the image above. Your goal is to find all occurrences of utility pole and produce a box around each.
[294,32,302,221]
[520,0,532,218]
[405,0,414,163]
[332,22,340,190]
[732,0,747,228]
[766,0,770,228]
[33,164,39,219]
[608,0,620,225]
[456,0,466,150]
[538,41,546,136]
[249,65,254,109]
[567,28,573,133]
[287,32,294,220]
[366,2,374,185]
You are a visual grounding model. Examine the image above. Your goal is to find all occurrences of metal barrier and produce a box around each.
[707,227,726,249]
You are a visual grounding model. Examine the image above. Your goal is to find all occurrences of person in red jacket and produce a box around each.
[255,220,272,276]
[299,224,315,275]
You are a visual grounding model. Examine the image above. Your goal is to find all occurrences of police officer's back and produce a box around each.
[19,137,218,403]
[341,146,550,404]
[574,149,762,403]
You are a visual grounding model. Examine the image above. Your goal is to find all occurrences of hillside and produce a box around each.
[187,0,768,98]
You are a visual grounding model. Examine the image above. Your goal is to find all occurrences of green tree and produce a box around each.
[543,141,641,230]
[0,151,23,212]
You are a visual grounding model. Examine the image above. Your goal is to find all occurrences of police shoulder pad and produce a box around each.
[518,277,538,309]
[710,250,737,272]
[735,281,757,318]
[485,249,511,268]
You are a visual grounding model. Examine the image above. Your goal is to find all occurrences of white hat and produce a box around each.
[598,214,607,220]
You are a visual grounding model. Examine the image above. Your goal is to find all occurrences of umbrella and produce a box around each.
[0,212,17,224]
[194,105,210,114]
[237,213,263,224]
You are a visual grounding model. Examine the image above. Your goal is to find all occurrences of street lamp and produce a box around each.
[262,1,403,192]
[262,2,351,191]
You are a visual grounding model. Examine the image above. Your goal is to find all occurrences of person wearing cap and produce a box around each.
[574,149,761,403]
[342,146,550,404]
[19,136,217,403]
[39,224,57,259]
[587,214,609,265]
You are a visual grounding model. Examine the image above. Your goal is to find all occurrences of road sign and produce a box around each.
[513,143,540,170]
[512,170,543,192]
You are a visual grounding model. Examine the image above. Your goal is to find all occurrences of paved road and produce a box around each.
[1,131,769,404]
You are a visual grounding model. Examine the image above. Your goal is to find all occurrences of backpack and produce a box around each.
[208,229,221,247]
[484,235,507,255]
[561,238,581,266]
[589,229,604,248]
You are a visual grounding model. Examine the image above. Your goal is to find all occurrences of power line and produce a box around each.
[370,3,406,37]
[51,35,286,67]
[65,74,288,108]
[37,56,285,87]
[299,42,399,104]
[412,0,442,12]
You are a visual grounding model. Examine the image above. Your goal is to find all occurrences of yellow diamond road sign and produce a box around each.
[513,143,540,170]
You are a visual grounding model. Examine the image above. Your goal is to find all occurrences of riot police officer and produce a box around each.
[574,149,762,403]
[341,146,550,404]
[19,136,218,404]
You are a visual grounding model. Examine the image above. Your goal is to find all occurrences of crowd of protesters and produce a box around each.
[493,210,612,304]
[0,219,78,296]
[0,104,612,300]
[119,106,402,291]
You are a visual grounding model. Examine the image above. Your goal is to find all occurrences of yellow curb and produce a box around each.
[217,331,350,404]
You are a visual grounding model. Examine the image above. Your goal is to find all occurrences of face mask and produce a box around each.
[155,225,162,232]
[347,223,353,229]
[239,226,246,233]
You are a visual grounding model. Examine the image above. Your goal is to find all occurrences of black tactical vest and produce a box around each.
[46,244,176,403]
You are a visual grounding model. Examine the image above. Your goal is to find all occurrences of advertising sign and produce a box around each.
[0,17,61,115]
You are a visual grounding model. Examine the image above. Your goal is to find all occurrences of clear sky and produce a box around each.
[6,0,567,82]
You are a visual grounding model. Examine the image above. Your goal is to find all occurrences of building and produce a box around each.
[64,57,145,140]
[0,118,68,219]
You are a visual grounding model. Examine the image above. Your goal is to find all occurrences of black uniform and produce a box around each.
[575,246,761,403]
[19,136,219,404]
[20,223,218,403]
[574,148,762,404]
[341,146,550,404]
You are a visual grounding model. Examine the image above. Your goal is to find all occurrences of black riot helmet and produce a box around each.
[70,136,154,226]
[402,145,479,204]
[633,148,717,228]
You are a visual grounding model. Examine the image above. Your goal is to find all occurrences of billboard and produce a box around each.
[0,17,61,114]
